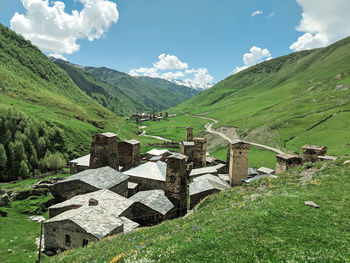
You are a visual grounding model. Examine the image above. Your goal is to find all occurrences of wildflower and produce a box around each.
[110,253,125,263]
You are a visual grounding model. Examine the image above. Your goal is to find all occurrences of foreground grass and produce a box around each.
[49,159,350,262]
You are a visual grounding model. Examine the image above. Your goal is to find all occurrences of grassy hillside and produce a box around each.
[0,24,138,163]
[52,59,152,116]
[85,67,190,112]
[171,37,350,156]
[47,158,350,263]
[137,76,203,99]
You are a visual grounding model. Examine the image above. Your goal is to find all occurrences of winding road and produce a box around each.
[184,113,284,154]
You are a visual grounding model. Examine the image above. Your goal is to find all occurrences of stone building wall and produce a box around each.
[190,189,218,209]
[180,143,195,162]
[118,141,141,171]
[123,202,166,226]
[275,154,302,174]
[90,133,119,170]
[49,205,82,219]
[51,181,98,202]
[127,176,166,192]
[228,140,250,186]
[44,221,99,251]
[186,127,194,142]
[109,180,129,198]
[165,154,187,217]
[302,145,327,163]
[193,138,207,168]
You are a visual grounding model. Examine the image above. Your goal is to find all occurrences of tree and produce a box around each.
[47,152,66,170]
[0,144,6,169]
[19,160,29,179]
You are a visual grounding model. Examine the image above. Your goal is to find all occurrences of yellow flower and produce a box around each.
[140,241,144,245]
[110,253,125,263]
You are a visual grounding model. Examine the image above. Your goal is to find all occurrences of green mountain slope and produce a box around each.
[136,75,203,98]
[0,24,136,165]
[85,67,189,111]
[52,59,151,116]
[172,37,350,156]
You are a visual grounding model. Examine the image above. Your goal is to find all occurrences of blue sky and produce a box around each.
[1,0,350,88]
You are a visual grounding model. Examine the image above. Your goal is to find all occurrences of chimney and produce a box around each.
[165,153,188,217]
[228,139,250,186]
[89,198,98,206]
[89,132,119,170]
[118,140,141,171]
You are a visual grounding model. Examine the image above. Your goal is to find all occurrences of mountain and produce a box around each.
[85,67,190,112]
[136,76,203,98]
[51,58,151,116]
[173,36,350,156]
[0,24,137,164]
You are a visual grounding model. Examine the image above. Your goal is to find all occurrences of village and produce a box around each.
[40,127,337,255]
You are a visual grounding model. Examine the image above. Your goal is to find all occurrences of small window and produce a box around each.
[154,214,160,220]
[65,234,71,246]
[82,239,89,247]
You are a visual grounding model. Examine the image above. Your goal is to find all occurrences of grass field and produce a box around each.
[47,159,350,263]
[0,173,71,263]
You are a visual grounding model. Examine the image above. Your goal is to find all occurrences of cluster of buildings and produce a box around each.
[44,128,336,253]
[130,112,176,123]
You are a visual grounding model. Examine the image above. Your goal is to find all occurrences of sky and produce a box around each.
[0,0,350,89]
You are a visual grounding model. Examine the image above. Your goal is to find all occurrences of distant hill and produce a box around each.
[136,76,203,98]
[52,58,151,116]
[85,67,190,112]
[0,23,137,167]
[173,36,350,156]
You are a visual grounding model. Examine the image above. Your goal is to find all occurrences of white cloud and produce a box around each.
[267,12,274,18]
[154,54,188,70]
[129,54,213,90]
[48,53,67,61]
[233,46,272,74]
[290,0,350,51]
[10,0,119,55]
[251,10,263,17]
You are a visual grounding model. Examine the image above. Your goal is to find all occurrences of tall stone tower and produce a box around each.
[118,140,141,171]
[193,137,207,168]
[165,153,187,217]
[186,126,194,142]
[228,139,250,186]
[89,132,119,170]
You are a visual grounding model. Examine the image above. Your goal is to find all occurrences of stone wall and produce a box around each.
[275,154,302,174]
[123,202,166,226]
[127,176,166,192]
[109,180,129,198]
[190,189,218,209]
[186,127,194,142]
[51,181,98,202]
[90,132,119,170]
[302,145,327,163]
[118,141,141,171]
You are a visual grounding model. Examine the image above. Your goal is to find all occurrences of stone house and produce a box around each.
[44,205,125,252]
[51,166,129,201]
[189,163,227,180]
[302,145,327,163]
[228,139,250,186]
[128,190,174,226]
[189,174,230,209]
[68,154,90,174]
[146,149,172,161]
[275,153,302,174]
[90,132,119,170]
[123,161,167,191]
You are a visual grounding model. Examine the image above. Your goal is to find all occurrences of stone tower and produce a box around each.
[165,153,187,217]
[186,126,194,142]
[118,140,141,171]
[193,137,207,168]
[228,139,250,186]
[89,132,119,170]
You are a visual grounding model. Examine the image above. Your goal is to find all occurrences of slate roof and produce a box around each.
[46,205,124,239]
[242,174,278,184]
[146,149,171,156]
[189,164,226,178]
[129,190,174,215]
[248,168,258,177]
[124,140,140,145]
[123,161,167,182]
[183,141,195,146]
[257,167,275,175]
[58,166,129,189]
[69,154,90,167]
[302,145,327,151]
[50,189,133,216]
[190,174,230,196]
